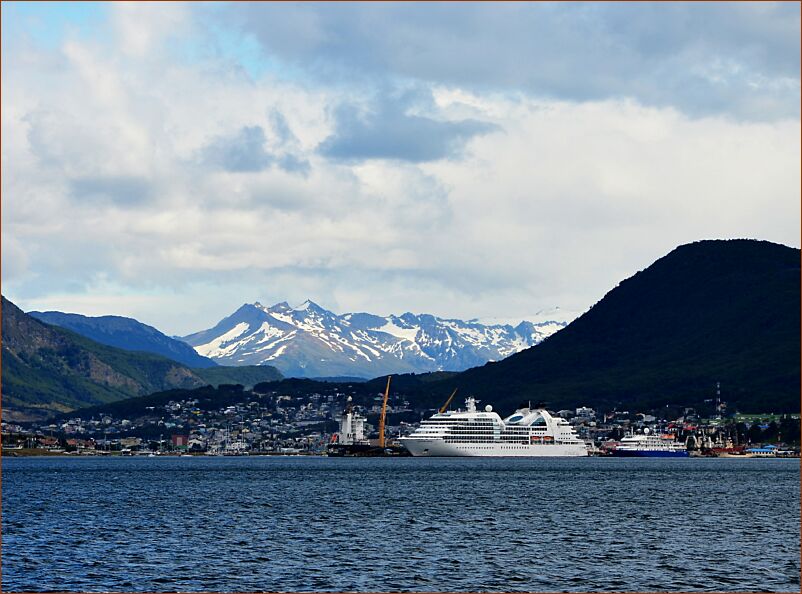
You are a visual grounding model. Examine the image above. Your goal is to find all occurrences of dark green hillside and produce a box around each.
[363,371,458,393]
[250,372,457,404]
[412,240,800,415]
[192,365,282,388]
[2,297,206,421]
[58,384,252,421]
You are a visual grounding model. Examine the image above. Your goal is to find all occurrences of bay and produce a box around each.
[2,456,799,592]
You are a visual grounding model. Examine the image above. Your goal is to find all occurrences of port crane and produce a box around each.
[439,388,458,413]
[378,376,391,448]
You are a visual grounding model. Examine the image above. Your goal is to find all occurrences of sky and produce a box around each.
[2,1,800,336]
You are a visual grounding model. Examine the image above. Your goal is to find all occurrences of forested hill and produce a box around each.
[28,310,217,369]
[2,296,206,421]
[410,239,800,415]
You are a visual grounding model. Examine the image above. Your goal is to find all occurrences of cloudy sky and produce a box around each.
[3,2,800,335]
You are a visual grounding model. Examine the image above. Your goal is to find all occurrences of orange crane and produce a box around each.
[378,376,391,448]
[439,388,458,413]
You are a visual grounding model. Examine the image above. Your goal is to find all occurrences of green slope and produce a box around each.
[2,297,205,420]
[192,365,282,388]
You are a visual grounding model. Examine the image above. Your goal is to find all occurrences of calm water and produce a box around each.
[2,456,799,592]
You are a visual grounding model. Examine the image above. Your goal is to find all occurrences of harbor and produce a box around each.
[4,389,798,459]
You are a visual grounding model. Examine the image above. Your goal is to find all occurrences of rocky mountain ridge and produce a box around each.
[29,310,217,368]
[181,301,565,378]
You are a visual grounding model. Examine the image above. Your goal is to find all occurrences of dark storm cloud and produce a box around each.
[318,93,499,162]
[222,2,800,120]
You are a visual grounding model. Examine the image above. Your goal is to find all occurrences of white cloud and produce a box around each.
[111,1,191,58]
[227,2,801,121]
[2,3,800,336]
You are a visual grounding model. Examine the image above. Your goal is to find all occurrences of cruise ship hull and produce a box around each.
[327,444,410,457]
[400,438,588,457]
[612,449,689,458]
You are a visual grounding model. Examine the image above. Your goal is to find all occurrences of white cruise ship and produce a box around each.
[399,397,589,457]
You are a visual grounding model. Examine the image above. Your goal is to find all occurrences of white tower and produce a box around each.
[338,397,367,445]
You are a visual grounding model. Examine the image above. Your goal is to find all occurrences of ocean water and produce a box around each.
[2,456,799,592]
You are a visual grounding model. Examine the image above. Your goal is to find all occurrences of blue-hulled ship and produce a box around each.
[612,428,689,457]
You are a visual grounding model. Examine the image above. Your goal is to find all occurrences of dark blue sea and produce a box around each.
[2,456,799,592]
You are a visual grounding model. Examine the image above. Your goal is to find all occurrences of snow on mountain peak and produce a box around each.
[294,299,325,313]
[182,301,567,378]
[268,301,292,312]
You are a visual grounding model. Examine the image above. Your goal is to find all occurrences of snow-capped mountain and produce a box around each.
[180,300,566,378]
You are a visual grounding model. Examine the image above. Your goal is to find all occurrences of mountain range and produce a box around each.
[180,301,565,378]
[1,297,282,421]
[2,297,205,421]
[29,310,217,368]
[5,238,798,419]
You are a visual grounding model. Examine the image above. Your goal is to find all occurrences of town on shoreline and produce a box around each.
[3,382,799,458]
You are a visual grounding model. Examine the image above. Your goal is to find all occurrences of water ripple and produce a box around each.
[2,456,799,592]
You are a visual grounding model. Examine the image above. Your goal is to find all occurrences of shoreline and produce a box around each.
[3,448,799,459]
